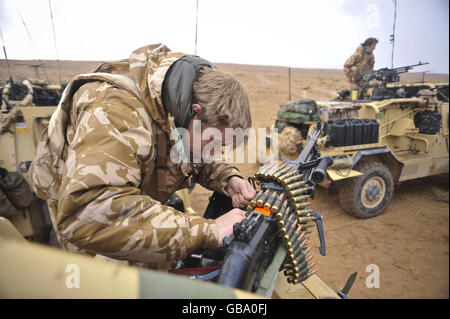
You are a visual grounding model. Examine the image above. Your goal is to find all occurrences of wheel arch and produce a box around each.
[352,148,404,183]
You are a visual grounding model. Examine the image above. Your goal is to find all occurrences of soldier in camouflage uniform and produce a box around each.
[29,43,255,265]
[344,37,378,91]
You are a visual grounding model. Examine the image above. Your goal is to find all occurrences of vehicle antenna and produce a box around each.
[0,24,13,83]
[48,0,62,85]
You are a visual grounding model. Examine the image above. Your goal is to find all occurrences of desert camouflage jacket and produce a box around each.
[29,44,241,264]
[344,45,375,83]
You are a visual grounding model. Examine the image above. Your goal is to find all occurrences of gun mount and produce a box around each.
[354,62,429,101]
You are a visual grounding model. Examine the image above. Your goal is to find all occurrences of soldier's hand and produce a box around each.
[227,176,256,208]
[215,208,246,247]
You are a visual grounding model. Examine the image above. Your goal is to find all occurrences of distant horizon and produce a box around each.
[1,58,449,76]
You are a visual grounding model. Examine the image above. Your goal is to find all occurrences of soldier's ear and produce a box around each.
[192,104,203,115]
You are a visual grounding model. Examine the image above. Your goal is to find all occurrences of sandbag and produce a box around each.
[0,170,34,208]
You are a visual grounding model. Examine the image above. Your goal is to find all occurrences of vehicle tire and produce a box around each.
[338,161,394,218]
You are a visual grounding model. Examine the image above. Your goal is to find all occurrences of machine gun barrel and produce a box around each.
[355,61,429,84]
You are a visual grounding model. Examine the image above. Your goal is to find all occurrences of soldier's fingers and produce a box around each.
[238,181,254,200]
[243,181,256,199]
[232,194,246,208]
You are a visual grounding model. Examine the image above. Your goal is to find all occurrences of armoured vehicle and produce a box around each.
[271,65,449,218]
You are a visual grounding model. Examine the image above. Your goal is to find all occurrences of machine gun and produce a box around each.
[354,62,429,100]
[215,123,333,293]
[355,61,429,84]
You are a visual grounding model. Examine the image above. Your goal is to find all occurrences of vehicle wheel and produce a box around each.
[338,161,394,218]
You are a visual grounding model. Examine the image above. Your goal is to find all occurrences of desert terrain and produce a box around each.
[1,58,448,299]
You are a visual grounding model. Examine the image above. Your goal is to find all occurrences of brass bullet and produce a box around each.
[256,161,277,177]
[271,193,285,213]
[285,181,307,192]
[295,209,313,217]
[297,216,317,223]
[292,201,311,211]
[289,188,309,198]
[291,247,312,265]
[250,190,263,207]
[291,194,310,203]
[273,165,293,179]
[289,232,306,252]
[282,174,303,186]
[289,243,310,262]
[275,199,290,220]
[256,189,270,207]
[277,170,298,183]
[263,190,278,210]
[278,209,296,228]
[265,162,288,178]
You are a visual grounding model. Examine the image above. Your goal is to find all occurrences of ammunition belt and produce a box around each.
[247,160,319,284]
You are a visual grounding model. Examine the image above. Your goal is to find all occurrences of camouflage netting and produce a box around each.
[277,98,321,125]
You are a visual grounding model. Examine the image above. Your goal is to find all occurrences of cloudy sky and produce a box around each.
[0,0,448,73]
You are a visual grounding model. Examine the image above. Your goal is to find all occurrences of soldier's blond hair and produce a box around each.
[193,68,251,130]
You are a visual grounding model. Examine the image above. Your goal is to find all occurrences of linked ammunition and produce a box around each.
[287,232,306,254]
[297,216,318,223]
[256,161,277,177]
[298,269,318,282]
[291,246,312,263]
[263,191,278,210]
[291,193,310,202]
[289,188,309,198]
[282,174,304,186]
[295,209,313,217]
[284,264,300,273]
[283,220,300,242]
[297,222,314,229]
[290,234,308,254]
[285,182,307,192]
[291,250,313,267]
[256,189,270,207]
[246,205,253,212]
[277,170,298,183]
[265,162,288,178]
[278,210,297,228]
[271,193,285,213]
[289,254,313,270]
[249,190,263,207]
[272,165,293,179]
[275,199,290,220]
[289,266,316,280]
[292,201,311,211]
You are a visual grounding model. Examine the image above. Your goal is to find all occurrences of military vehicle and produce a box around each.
[0,78,64,246]
[271,64,449,218]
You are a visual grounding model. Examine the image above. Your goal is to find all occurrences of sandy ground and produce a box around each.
[1,58,449,299]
